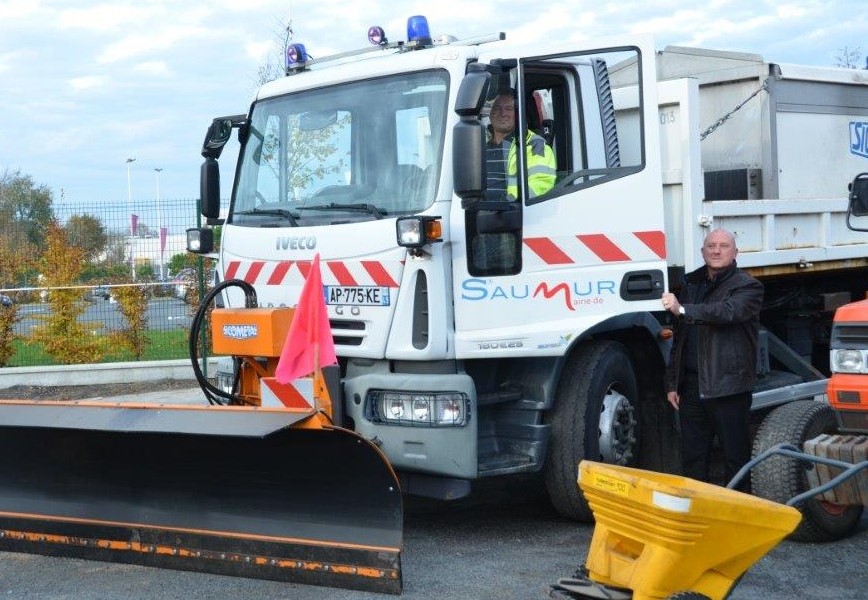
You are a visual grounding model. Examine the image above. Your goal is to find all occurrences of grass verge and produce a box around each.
[8,329,190,367]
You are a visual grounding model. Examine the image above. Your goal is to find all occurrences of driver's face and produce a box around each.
[490,96,515,136]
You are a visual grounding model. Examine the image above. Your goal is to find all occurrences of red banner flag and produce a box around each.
[159,227,168,255]
[275,254,337,384]
[130,214,139,237]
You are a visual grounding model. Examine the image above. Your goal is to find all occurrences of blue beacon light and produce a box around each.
[285,43,309,71]
[406,15,432,46]
[368,26,387,46]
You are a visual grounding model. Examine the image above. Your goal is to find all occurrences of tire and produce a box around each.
[666,593,711,600]
[544,340,640,521]
[751,399,864,542]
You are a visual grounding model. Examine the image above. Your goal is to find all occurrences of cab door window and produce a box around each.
[521,46,644,204]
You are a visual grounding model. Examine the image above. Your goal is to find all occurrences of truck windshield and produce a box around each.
[231,70,448,226]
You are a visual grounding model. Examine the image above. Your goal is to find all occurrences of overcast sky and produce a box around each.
[1,0,865,209]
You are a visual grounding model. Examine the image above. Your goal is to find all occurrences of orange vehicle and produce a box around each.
[827,299,868,434]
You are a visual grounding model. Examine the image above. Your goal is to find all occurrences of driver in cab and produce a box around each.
[486,89,556,201]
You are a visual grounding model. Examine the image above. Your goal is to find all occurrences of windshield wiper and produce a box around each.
[234,208,300,227]
[298,203,385,220]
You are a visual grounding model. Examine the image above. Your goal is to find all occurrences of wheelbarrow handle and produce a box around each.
[726,443,868,506]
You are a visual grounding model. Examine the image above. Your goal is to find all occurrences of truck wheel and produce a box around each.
[751,399,864,542]
[545,340,640,521]
[666,593,711,600]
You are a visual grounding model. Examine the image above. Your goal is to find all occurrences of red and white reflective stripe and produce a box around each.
[224,260,402,287]
[260,377,314,409]
[524,231,666,266]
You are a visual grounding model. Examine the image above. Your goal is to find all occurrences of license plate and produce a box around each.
[324,286,390,306]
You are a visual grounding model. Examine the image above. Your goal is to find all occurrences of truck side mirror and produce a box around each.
[848,173,868,216]
[199,114,246,224]
[453,121,487,207]
[201,116,245,159]
[846,172,868,231]
[200,157,222,223]
[452,70,491,208]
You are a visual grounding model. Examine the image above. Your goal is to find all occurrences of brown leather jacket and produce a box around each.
[665,261,764,399]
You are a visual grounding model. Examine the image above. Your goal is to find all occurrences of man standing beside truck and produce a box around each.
[662,229,764,489]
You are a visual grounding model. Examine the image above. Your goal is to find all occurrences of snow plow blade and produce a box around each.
[0,400,403,595]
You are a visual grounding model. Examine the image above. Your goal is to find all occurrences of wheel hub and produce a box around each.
[598,390,638,464]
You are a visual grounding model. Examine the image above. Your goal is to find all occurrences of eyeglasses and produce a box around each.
[491,105,515,114]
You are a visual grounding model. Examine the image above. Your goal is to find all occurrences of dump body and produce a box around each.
[651,46,868,274]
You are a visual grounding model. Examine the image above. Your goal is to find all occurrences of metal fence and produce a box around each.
[0,198,207,367]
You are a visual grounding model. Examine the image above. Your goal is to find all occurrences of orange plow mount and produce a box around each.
[0,400,403,594]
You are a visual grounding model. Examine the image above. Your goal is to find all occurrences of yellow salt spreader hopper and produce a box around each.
[548,444,867,600]
[549,460,801,598]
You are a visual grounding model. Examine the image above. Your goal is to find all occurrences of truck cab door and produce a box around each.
[452,37,667,355]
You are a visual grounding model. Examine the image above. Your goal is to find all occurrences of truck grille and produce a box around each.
[331,319,365,347]
[830,322,868,349]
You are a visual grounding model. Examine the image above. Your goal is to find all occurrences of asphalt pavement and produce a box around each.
[1,478,865,600]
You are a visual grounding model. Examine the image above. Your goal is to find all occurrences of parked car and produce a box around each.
[91,286,112,300]
[172,267,219,306]
[172,269,196,303]
[0,294,12,308]
[84,286,112,302]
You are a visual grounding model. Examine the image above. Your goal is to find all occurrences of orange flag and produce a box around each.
[275,254,337,384]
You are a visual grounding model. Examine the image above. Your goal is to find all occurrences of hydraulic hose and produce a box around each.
[189,278,258,405]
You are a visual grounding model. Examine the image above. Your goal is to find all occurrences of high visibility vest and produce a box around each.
[506,131,556,200]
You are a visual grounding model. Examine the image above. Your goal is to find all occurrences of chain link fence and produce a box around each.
[0,198,211,367]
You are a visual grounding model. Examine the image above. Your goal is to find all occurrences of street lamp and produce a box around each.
[126,157,136,282]
[154,168,165,282]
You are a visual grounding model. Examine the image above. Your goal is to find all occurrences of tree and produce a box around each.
[30,221,105,364]
[261,114,348,196]
[0,297,20,367]
[111,285,150,360]
[251,19,348,198]
[0,169,55,250]
[835,45,864,69]
[0,236,37,289]
[134,222,154,238]
[253,16,294,88]
[103,232,130,266]
[167,252,197,277]
[65,214,108,262]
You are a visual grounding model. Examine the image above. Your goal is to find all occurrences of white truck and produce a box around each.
[188,17,868,524]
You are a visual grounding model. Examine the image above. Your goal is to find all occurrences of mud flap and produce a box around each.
[0,401,402,594]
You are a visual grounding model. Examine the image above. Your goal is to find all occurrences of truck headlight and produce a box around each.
[831,349,865,373]
[396,216,442,249]
[367,390,469,427]
[186,227,213,253]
